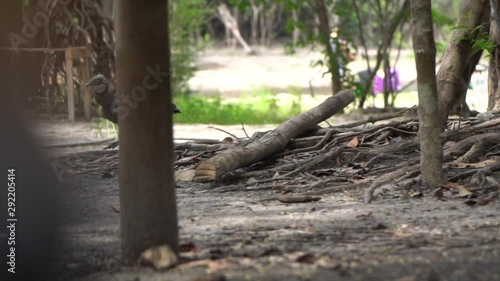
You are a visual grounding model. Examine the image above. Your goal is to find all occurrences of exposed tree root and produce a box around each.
[53,110,500,204]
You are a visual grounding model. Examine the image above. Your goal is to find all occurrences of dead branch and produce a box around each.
[208,126,242,140]
[193,90,355,182]
[41,137,116,148]
[444,133,500,161]
[333,107,416,129]
[276,129,336,157]
[277,195,321,203]
[364,163,421,203]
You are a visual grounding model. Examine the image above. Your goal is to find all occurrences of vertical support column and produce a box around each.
[65,48,75,122]
[81,47,92,120]
[116,0,178,263]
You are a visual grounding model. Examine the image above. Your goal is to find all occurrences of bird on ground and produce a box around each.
[84,74,181,149]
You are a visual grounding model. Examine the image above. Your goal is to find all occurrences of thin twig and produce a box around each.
[208,126,240,140]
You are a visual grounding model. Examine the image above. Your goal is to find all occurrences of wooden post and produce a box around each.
[116,0,178,262]
[65,48,75,122]
[80,47,92,120]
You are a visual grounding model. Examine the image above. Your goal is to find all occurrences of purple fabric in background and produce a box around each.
[373,68,401,95]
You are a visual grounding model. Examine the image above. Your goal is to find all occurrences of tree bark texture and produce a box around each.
[489,0,500,110]
[314,0,342,95]
[353,0,410,109]
[436,0,490,123]
[411,0,443,188]
[194,90,355,182]
[218,4,254,53]
[116,0,178,263]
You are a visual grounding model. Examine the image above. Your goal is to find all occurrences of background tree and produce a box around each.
[436,0,490,124]
[14,0,485,115]
[115,0,178,262]
[170,0,210,94]
[411,0,443,188]
[350,0,411,109]
[489,0,500,110]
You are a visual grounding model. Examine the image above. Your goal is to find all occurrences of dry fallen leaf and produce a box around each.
[456,185,473,198]
[139,245,178,270]
[347,136,359,148]
[442,182,473,198]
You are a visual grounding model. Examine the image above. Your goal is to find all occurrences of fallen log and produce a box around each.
[193,89,355,182]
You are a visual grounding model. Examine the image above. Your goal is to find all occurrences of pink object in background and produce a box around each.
[373,68,401,95]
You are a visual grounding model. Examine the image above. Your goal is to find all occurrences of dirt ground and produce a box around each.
[32,48,500,280]
[38,119,500,281]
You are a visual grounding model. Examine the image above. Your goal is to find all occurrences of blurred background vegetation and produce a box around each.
[17,0,467,125]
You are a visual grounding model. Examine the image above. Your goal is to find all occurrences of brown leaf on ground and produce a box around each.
[441,182,473,198]
[347,136,359,148]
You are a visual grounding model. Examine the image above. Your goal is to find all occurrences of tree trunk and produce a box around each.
[218,4,254,53]
[489,0,500,110]
[292,9,300,45]
[411,0,443,188]
[314,0,342,95]
[353,0,410,109]
[249,0,261,46]
[436,0,490,124]
[264,3,278,46]
[115,0,178,263]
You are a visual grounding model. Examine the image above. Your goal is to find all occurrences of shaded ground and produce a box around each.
[36,115,500,281]
[32,48,498,280]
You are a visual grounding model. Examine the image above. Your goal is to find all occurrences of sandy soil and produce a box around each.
[189,47,418,97]
[190,47,488,112]
[26,48,500,280]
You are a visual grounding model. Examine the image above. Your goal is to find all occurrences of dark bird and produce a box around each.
[84,74,181,149]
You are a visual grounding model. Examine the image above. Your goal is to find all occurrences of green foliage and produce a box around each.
[92,116,118,139]
[173,89,304,125]
[431,8,455,27]
[169,0,211,95]
[454,23,495,55]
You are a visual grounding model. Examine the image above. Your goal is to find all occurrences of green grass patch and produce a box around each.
[172,88,420,125]
[173,89,304,125]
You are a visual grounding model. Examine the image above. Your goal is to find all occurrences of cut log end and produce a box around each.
[194,161,217,182]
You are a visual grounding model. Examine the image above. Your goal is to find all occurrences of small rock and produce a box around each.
[139,245,178,270]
